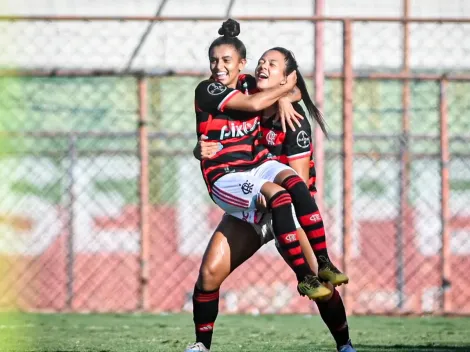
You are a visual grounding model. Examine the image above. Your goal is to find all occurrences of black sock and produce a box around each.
[269,190,312,281]
[315,288,350,348]
[282,175,330,262]
[193,285,219,349]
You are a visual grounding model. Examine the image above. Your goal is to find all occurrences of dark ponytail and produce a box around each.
[270,47,328,137]
[208,19,247,59]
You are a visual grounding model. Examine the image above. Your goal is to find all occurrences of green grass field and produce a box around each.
[1,313,470,352]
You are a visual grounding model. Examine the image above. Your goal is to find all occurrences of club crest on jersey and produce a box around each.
[207,82,227,95]
[266,130,277,146]
[297,131,310,148]
[240,180,254,195]
[219,118,259,140]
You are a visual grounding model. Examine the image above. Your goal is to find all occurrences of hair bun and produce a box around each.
[218,18,240,38]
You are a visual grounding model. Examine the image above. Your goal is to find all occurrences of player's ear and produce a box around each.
[280,70,288,85]
[238,58,247,71]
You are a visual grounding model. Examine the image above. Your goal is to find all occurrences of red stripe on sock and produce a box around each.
[307,228,325,239]
[271,193,292,208]
[299,211,322,226]
[272,199,291,207]
[196,322,214,332]
[288,246,302,256]
[313,242,327,251]
[194,291,219,303]
[292,257,306,266]
[284,175,303,189]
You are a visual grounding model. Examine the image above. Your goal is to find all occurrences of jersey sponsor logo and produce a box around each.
[207,82,227,95]
[266,130,277,146]
[240,180,254,195]
[297,131,310,148]
[219,118,259,140]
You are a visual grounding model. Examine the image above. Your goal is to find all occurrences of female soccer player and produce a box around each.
[194,19,347,287]
[194,18,335,300]
[186,20,353,352]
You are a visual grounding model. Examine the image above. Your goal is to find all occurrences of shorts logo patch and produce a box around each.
[207,82,227,95]
[240,180,254,195]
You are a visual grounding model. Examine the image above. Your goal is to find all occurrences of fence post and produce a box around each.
[66,134,77,311]
[396,0,411,311]
[314,0,325,213]
[137,75,150,311]
[341,19,353,309]
[439,78,451,313]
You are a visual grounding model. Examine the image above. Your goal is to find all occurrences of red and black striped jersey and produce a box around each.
[236,74,317,194]
[259,104,317,194]
[194,79,270,189]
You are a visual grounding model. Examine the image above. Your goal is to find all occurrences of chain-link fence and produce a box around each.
[0,14,469,315]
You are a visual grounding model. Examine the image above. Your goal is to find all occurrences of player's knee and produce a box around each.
[199,263,224,291]
[261,182,288,202]
[281,174,309,192]
[274,169,296,185]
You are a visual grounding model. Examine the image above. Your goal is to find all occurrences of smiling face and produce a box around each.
[209,44,246,88]
[255,49,287,91]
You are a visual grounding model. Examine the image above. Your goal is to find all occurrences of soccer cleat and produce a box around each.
[338,340,356,352]
[318,256,349,286]
[297,274,332,300]
[184,342,210,352]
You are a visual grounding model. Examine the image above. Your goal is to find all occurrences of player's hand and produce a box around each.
[199,135,222,159]
[276,97,304,132]
[255,193,268,213]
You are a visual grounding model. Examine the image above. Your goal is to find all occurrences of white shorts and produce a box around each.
[212,160,293,223]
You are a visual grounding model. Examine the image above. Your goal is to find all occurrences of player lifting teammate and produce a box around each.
[185,19,353,352]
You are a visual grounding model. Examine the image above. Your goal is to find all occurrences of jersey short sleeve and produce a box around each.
[195,80,240,113]
[282,104,312,160]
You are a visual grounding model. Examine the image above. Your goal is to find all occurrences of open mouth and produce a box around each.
[215,72,228,81]
[256,72,268,80]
